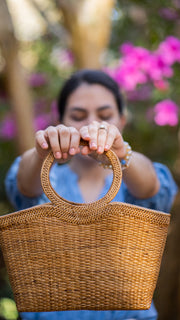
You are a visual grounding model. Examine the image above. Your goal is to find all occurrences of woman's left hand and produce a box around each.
[79,121,127,160]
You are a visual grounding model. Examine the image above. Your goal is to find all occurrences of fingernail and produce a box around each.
[90,142,97,149]
[98,146,103,153]
[83,134,90,139]
[69,148,75,155]
[63,153,68,159]
[105,144,110,150]
[55,152,61,159]
[42,142,48,149]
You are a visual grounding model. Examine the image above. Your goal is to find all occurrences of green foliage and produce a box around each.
[112,0,176,50]
[110,0,180,169]
[0,141,16,204]
[0,298,18,320]
[124,108,179,167]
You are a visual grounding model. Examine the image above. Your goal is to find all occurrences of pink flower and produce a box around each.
[113,60,147,91]
[106,36,180,92]
[145,53,173,80]
[154,99,179,126]
[34,114,51,131]
[120,42,134,55]
[29,73,48,88]
[157,36,180,65]
[120,45,150,70]
[153,79,169,91]
[0,116,17,140]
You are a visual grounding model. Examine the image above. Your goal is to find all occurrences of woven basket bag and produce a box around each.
[0,146,170,312]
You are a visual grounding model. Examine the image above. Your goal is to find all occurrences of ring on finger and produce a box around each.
[98,124,108,132]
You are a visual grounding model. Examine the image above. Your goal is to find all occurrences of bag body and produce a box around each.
[0,149,170,312]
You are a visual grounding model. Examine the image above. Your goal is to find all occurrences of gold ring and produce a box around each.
[98,124,107,132]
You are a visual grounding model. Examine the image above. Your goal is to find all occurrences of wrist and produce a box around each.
[120,142,132,170]
[99,141,132,171]
[33,147,46,163]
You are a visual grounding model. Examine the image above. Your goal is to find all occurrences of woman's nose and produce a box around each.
[88,114,99,124]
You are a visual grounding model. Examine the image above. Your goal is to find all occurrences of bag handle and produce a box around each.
[41,139,122,216]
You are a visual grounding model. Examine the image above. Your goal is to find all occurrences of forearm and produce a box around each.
[122,151,160,199]
[17,148,44,197]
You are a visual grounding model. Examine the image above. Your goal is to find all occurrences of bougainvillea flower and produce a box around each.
[0,116,16,140]
[28,73,48,88]
[157,36,180,65]
[154,99,179,126]
[120,44,151,71]
[113,60,147,91]
[120,42,134,55]
[153,79,169,91]
[145,53,173,80]
[107,36,180,92]
[34,114,51,131]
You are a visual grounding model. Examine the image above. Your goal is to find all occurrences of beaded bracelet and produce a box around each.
[120,142,132,170]
[99,141,132,170]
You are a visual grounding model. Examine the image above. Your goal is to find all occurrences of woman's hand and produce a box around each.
[35,125,81,161]
[79,121,127,160]
[17,124,81,197]
[35,121,127,162]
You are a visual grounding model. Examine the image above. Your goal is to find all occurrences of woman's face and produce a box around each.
[62,83,126,131]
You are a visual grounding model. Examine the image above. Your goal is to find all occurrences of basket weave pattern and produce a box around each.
[0,148,170,312]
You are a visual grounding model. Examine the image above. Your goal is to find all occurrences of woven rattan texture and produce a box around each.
[40,147,122,213]
[0,146,170,312]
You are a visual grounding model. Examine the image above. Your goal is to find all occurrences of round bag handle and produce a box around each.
[41,140,122,220]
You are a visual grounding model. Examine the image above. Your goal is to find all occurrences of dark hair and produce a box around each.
[57,69,124,120]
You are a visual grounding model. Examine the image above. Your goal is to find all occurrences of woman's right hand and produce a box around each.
[35,125,81,161]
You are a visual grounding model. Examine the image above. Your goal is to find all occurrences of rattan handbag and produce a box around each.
[0,147,170,312]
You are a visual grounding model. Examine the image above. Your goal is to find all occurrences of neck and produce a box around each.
[69,154,111,180]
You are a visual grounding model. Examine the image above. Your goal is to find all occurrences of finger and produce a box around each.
[104,125,126,158]
[97,123,109,154]
[79,126,90,140]
[69,127,81,155]
[35,130,49,150]
[104,125,117,151]
[81,145,91,155]
[87,121,99,150]
[46,126,61,159]
[113,134,127,158]
[58,125,71,159]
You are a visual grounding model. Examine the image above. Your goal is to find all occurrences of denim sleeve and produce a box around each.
[4,157,49,211]
[124,162,178,213]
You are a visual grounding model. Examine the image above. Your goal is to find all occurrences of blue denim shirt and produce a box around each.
[5,158,178,320]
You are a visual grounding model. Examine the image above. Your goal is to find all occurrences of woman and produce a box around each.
[5,69,177,320]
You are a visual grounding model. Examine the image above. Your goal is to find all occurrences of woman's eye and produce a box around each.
[70,115,86,121]
[99,115,112,121]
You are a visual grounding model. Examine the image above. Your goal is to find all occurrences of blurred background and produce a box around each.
[0,0,180,319]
